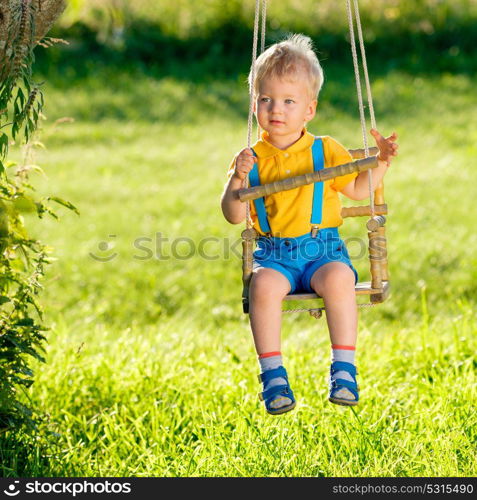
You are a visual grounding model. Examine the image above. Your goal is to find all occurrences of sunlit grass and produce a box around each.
[1,66,476,477]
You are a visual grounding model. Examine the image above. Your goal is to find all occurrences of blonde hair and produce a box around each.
[249,34,324,99]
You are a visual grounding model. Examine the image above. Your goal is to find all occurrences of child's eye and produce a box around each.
[285,99,295,104]
[260,97,271,102]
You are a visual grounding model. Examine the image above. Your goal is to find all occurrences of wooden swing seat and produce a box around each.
[284,280,390,303]
[239,1,392,318]
[240,146,391,316]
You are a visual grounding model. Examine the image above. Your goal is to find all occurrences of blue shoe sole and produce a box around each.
[266,400,297,415]
[329,396,358,406]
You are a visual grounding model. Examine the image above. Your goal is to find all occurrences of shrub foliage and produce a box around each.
[0,0,74,430]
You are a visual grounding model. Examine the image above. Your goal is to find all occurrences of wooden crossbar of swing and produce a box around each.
[342,204,387,218]
[238,155,378,202]
[283,281,390,302]
[238,149,380,204]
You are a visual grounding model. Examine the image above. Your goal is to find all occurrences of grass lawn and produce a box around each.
[0,64,476,476]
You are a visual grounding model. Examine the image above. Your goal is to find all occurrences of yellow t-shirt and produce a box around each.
[226,129,357,238]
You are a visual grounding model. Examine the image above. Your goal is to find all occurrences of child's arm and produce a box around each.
[341,129,398,201]
[221,148,255,224]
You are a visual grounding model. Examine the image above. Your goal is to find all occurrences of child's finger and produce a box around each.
[238,152,256,165]
[238,158,254,168]
[241,164,254,172]
[387,132,398,142]
[370,128,384,140]
[240,157,255,167]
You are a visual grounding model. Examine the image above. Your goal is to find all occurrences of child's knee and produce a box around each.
[311,263,355,294]
[250,268,290,299]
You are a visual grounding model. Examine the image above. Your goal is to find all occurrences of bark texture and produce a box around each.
[0,0,66,63]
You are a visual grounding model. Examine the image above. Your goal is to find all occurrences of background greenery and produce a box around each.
[39,0,477,78]
[0,0,476,476]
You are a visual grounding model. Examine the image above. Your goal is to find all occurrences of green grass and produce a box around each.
[0,64,476,476]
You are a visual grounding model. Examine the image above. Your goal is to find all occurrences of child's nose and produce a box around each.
[271,101,283,113]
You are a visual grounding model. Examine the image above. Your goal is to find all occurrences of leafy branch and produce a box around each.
[0,0,76,431]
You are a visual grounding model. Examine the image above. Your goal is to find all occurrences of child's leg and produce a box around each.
[249,267,291,354]
[310,261,357,345]
[249,268,295,413]
[310,262,359,403]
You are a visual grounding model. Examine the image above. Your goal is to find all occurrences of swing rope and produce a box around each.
[257,0,267,140]
[283,301,379,319]
[353,0,377,131]
[346,0,376,218]
[260,0,267,60]
[246,0,261,159]
[285,1,382,315]
[245,0,266,231]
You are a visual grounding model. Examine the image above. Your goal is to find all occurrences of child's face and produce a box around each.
[255,73,317,142]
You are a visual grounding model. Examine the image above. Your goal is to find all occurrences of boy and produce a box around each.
[220,34,398,414]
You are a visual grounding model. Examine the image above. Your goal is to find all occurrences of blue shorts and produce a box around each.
[252,227,358,294]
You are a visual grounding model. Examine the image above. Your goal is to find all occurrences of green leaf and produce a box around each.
[28,164,46,176]
[14,318,34,326]
[22,76,30,92]
[0,296,10,305]
[13,195,36,213]
[32,141,46,150]
[48,196,80,215]
[0,133,8,159]
[18,87,25,104]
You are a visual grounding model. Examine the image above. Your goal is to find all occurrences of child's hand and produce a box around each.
[370,129,398,167]
[233,148,256,181]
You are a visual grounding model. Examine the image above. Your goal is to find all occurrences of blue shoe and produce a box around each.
[258,366,296,415]
[329,361,359,406]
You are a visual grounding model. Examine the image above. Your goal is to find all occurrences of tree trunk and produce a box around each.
[0,0,66,63]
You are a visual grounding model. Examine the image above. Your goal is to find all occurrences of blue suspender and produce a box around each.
[249,137,324,234]
[310,137,325,225]
[249,149,272,234]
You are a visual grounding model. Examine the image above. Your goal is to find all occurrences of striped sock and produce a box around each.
[258,351,292,409]
[331,344,356,400]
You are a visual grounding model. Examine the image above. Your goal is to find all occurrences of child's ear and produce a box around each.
[306,99,318,121]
